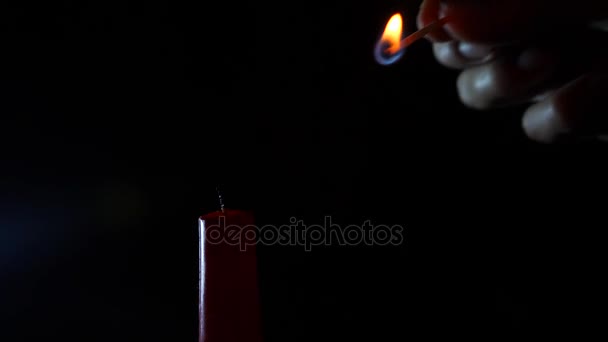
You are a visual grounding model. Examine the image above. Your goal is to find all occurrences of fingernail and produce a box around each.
[439,2,458,39]
[523,101,568,143]
[458,42,493,60]
[523,102,550,135]
[517,48,556,72]
[439,1,449,16]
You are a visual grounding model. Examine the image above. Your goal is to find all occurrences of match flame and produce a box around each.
[382,14,403,54]
[374,13,405,66]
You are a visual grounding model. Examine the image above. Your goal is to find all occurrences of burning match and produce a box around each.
[374,13,451,65]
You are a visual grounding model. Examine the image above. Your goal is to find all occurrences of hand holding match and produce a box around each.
[378,0,608,144]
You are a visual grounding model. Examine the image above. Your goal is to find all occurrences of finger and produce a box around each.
[438,0,608,44]
[522,73,608,143]
[417,0,451,42]
[433,41,495,69]
[457,48,559,110]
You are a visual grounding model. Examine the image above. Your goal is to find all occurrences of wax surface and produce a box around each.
[199,209,262,342]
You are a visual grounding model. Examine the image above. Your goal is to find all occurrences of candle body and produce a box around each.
[198,209,262,342]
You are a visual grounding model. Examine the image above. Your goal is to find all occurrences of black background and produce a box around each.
[1,0,606,341]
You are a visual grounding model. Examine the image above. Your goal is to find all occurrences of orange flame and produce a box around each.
[380,14,404,55]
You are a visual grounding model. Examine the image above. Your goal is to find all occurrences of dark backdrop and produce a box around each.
[1,1,606,341]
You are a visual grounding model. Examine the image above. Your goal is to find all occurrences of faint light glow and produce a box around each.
[374,13,405,66]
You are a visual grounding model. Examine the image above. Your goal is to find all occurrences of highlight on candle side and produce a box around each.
[374,13,405,66]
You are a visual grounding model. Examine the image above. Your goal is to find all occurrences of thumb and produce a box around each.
[420,0,608,44]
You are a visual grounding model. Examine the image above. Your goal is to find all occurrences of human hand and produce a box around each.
[418,0,608,143]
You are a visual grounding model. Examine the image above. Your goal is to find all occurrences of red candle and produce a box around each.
[198,209,263,342]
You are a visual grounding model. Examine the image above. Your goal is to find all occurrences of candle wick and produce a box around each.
[216,185,225,213]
